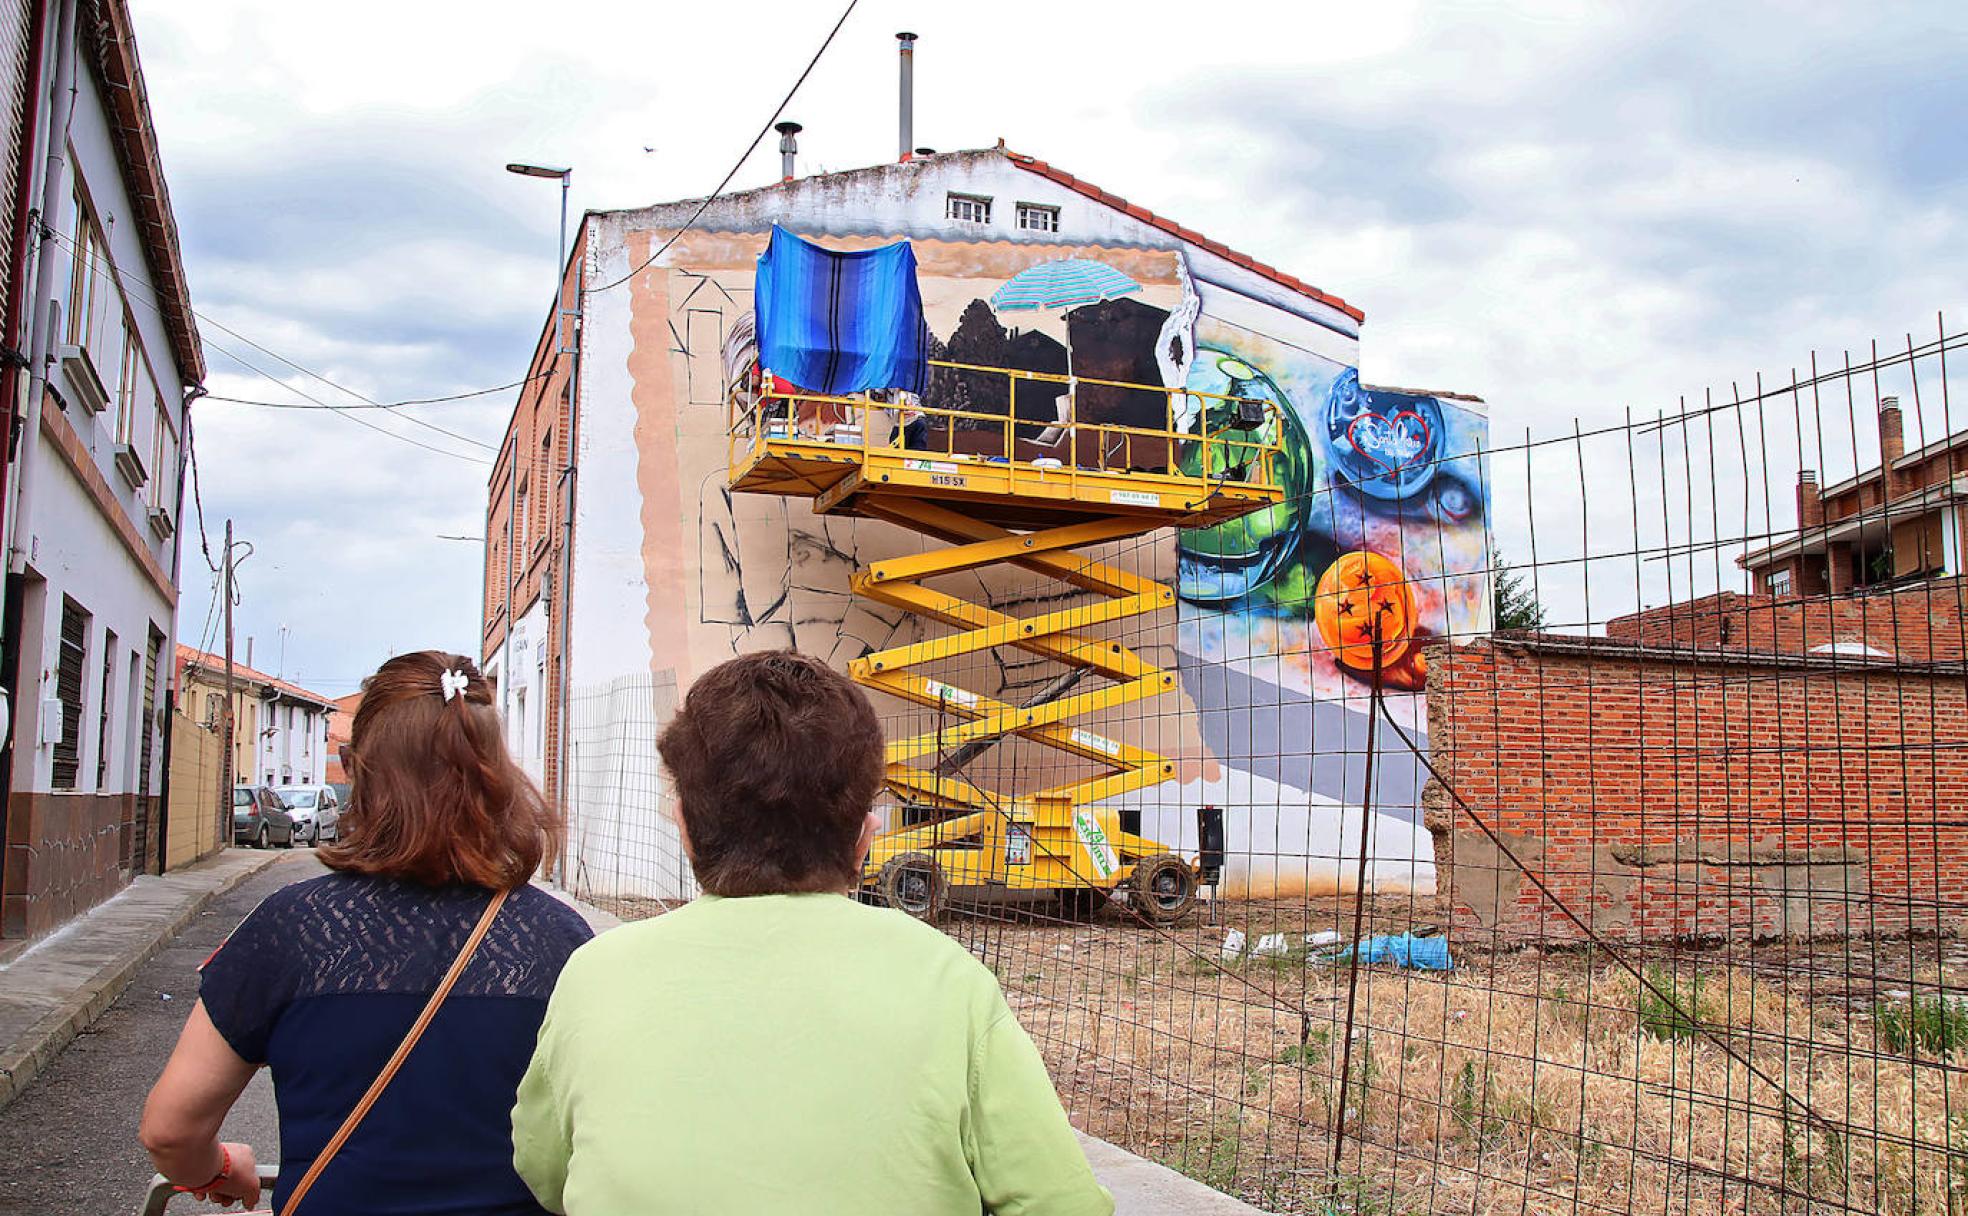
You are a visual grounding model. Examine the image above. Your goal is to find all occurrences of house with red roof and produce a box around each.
[483,137,1490,903]
[175,645,337,789]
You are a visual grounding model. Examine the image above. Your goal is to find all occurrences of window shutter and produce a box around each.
[52,603,87,788]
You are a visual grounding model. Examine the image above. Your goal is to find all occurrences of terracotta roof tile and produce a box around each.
[175,643,338,709]
[1004,149,1365,324]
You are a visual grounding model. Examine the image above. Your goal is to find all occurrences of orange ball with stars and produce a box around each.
[1313,550,1416,671]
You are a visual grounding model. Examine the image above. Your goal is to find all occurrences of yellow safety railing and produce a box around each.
[726,358,1284,506]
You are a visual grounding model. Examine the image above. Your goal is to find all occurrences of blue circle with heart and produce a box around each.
[1321,368,1444,502]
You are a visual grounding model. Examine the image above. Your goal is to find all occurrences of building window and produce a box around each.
[516,480,530,553]
[537,431,553,552]
[53,601,89,789]
[206,692,223,727]
[1015,203,1059,233]
[945,193,991,225]
[1766,568,1793,597]
[95,631,118,789]
[150,403,176,509]
[66,194,105,349]
[115,322,144,444]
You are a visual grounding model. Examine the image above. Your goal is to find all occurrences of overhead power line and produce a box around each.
[587,0,861,295]
[186,302,498,451]
[43,225,502,462]
[39,0,867,469]
[204,374,546,412]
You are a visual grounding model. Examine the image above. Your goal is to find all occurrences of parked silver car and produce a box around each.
[278,784,342,846]
[232,785,296,849]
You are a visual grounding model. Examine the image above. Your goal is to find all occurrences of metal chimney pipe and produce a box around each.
[775,121,802,182]
[897,32,917,161]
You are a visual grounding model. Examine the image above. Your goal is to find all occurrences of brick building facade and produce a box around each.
[1744,397,1966,597]
[481,232,581,802]
[1427,580,1968,944]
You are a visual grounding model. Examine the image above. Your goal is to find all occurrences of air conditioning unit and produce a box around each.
[148,505,175,540]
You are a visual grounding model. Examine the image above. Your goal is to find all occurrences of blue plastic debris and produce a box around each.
[1341,932,1453,971]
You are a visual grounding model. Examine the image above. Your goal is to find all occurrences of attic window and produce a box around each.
[1016,203,1058,233]
[945,193,991,225]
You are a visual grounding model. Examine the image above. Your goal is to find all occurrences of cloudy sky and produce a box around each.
[133,0,1967,692]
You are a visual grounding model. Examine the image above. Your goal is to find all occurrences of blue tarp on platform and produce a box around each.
[754,225,928,396]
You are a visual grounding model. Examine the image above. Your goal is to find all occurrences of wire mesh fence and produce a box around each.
[557,313,1968,1215]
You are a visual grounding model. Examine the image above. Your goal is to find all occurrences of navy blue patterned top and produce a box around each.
[200,871,593,1215]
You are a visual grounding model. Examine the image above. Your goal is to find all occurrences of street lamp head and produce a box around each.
[506,162,570,180]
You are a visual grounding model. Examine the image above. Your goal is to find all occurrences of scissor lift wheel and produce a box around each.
[1128,854,1199,926]
[876,852,948,922]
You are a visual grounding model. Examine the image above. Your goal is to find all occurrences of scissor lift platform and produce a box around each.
[729,434,1281,532]
[726,361,1283,922]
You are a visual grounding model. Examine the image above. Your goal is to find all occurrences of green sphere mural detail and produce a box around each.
[1175,349,1326,605]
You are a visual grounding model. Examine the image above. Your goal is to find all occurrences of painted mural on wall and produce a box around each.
[1142,319,1491,896]
[641,229,1487,899]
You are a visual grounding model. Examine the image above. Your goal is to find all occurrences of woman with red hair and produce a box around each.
[140,651,591,1214]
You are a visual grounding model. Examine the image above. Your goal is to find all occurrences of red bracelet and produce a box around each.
[174,1142,231,1194]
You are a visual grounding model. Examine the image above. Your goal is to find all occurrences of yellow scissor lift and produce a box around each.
[726,361,1284,923]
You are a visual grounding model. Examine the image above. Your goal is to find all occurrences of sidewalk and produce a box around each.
[535,881,1275,1216]
[0,847,284,1111]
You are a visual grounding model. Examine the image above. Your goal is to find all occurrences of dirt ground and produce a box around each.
[582,881,1968,1215]
[946,893,1968,1216]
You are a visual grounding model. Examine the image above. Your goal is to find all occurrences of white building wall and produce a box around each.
[490,597,550,786]
[252,697,329,788]
[8,8,189,804]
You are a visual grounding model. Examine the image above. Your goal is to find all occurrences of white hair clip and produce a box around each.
[439,669,470,703]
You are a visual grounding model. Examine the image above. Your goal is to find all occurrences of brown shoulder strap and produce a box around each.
[278,887,511,1216]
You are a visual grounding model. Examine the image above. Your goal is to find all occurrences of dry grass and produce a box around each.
[950,898,1968,1216]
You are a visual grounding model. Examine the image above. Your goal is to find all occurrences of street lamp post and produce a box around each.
[505,160,578,885]
[505,162,573,354]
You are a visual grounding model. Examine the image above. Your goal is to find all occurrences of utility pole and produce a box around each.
[222,520,235,843]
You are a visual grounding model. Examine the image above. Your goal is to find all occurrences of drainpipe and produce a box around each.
[552,226,583,886]
[152,385,202,872]
[12,0,78,581]
[0,0,52,864]
[0,0,49,507]
[501,442,515,728]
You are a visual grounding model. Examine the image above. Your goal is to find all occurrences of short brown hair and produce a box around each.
[320,650,561,889]
[657,651,884,896]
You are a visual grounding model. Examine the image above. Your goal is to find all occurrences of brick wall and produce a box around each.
[1605,577,1967,663]
[1425,635,1968,945]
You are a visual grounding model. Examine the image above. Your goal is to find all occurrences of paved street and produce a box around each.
[0,852,322,1216]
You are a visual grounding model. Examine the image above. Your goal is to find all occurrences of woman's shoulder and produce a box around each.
[236,870,360,926]
[503,885,599,948]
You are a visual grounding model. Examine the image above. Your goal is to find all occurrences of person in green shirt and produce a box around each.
[511,650,1114,1216]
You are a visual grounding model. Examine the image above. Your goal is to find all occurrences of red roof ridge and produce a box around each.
[175,643,339,708]
[1002,148,1365,325]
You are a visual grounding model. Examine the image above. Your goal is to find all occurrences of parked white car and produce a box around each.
[277,784,343,846]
